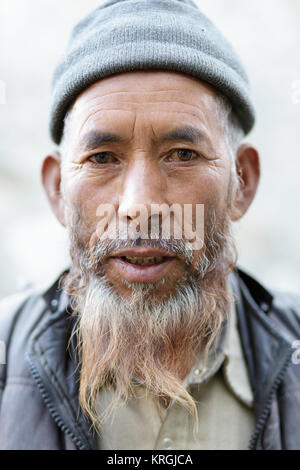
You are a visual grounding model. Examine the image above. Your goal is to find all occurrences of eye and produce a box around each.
[165,149,200,162]
[87,152,118,164]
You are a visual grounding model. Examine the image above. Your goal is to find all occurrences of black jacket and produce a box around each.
[0,267,300,450]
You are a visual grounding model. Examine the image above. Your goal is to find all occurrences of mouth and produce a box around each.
[119,255,167,266]
[108,249,178,282]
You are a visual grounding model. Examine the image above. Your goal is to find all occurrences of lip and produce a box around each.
[109,257,176,282]
[110,248,175,259]
[108,248,177,282]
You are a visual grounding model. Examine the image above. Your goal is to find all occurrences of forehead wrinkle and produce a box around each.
[76,108,133,144]
[75,109,199,146]
[72,88,212,140]
[76,89,189,104]
[74,89,209,119]
[77,100,207,116]
[74,83,209,106]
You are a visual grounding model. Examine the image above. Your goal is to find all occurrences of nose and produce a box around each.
[118,155,168,228]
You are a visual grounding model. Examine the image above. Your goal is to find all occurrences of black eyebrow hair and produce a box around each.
[160,126,206,144]
[79,125,207,150]
[79,130,123,150]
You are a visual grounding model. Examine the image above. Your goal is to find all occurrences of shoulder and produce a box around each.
[235,266,300,309]
[0,274,68,387]
[272,290,300,317]
[0,273,66,345]
[234,266,300,337]
[0,288,37,343]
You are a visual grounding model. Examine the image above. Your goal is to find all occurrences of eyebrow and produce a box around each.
[79,125,207,151]
[79,130,124,150]
[160,126,206,144]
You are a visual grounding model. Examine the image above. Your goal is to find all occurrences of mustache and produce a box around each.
[68,204,227,279]
[90,237,195,265]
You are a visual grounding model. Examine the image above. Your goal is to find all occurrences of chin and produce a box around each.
[112,275,186,304]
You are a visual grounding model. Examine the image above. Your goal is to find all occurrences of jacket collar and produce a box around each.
[230,268,292,420]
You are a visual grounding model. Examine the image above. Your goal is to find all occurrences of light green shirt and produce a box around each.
[96,298,255,450]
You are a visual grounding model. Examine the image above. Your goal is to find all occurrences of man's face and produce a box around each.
[61,71,234,300]
[42,70,260,425]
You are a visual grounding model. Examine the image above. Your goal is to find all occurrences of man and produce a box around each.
[0,0,300,450]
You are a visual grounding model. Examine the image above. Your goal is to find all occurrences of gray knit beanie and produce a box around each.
[50,0,255,144]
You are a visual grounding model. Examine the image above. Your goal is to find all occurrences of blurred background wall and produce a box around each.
[0,0,299,299]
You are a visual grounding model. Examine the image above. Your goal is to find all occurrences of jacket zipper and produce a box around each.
[26,354,91,450]
[248,347,293,449]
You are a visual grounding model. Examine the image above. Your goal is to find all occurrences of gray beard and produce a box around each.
[75,265,204,344]
[61,204,237,431]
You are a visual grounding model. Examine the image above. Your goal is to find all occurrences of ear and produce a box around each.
[41,151,66,227]
[230,143,260,221]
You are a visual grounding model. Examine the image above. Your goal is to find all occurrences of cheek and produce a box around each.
[65,173,118,246]
[178,173,230,262]
[170,171,229,213]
